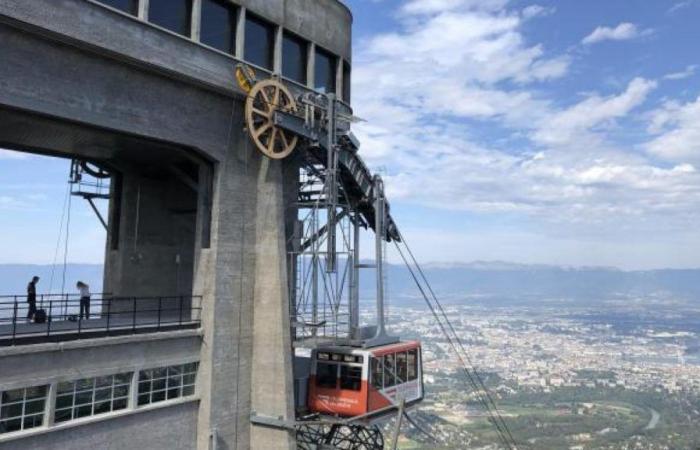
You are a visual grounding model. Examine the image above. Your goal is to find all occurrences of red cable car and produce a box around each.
[307,340,424,418]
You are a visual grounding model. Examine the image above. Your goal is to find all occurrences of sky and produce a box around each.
[1,0,699,270]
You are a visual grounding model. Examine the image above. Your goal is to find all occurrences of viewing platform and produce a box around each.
[0,294,202,346]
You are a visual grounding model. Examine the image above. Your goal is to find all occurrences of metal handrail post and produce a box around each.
[12,297,18,345]
[157,297,162,330]
[132,297,137,332]
[179,296,184,325]
[47,300,52,338]
[106,297,111,333]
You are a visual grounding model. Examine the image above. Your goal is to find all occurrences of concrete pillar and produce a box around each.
[194,117,296,450]
[249,157,296,449]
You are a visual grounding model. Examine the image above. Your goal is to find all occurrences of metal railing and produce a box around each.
[0,293,202,346]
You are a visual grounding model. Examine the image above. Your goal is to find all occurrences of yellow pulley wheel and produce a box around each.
[245,79,298,160]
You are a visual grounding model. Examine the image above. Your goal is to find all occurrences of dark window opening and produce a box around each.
[200,0,236,54]
[282,32,308,84]
[340,365,362,391]
[342,61,351,103]
[245,14,274,70]
[396,351,407,384]
[316,363,337,389]
[407,349,418,381]
[96,0,138,15]
[383,354,396,388]
[149,0,193,37]
[371,358,383,390]
[314,47,337,94]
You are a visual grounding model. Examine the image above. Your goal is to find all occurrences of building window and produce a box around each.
[0,386,48,434]
[137,363,198,406]
[149,0,193,37]
[200,0,236,54]
[282,32,307,84]
[54,373,132,423]
[396,352,407,384]
[342,61,351,103]
[244,14,275,70]
[314,47,337,94]
[95,0,138,15]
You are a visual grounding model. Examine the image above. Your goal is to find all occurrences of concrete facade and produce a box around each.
[0,0,353,449]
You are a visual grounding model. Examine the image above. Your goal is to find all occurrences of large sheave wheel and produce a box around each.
[245,78,298,159]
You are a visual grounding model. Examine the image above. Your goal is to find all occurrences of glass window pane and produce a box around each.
[407,349,418,381]
[151,390,166,403]
[167,388,181,400]
[94,401,111,415]
[183,363,199,374]
[282,32,307,84]
[1,403,22,420]
[75,391,93,406]
[113,398,128,411]
[384,354,396,388]
[76,379,93,392]
[54,408,72,423]
[314,48,336,94]
[1,418,22,433]
[149,0,192,37]
[56,394,73,410]
[114,373,132,385]
[340,365,362,391]
[139,370,152,382]
[57,382,74,394]
[95,0,138,15]
[95,376,112,388]
[114,385,129,398]
[371,357,383,390]
[200,0,236,54]
[153,368,167,379]
[24,399,45,415]
[22,414,43,430]
[244,14,274,70]
[183,373,196,386]
[152,378,166,391]
[95,388,112,402]
[342,61,351,103]
[75,405,92,419]
[396,352,407,384]
[137,393,150,406]
[25,386,47,400]
[316,363,337,389]
[1,389,23,404]
[182,385,195,396]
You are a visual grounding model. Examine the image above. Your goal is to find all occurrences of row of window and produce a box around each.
[0,362,198,436]
[371,349,419,390]
[96,0,351,101]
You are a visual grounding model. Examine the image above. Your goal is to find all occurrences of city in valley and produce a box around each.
[376,297,700,449]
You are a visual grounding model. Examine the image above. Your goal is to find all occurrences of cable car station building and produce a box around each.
[0,0,354,449]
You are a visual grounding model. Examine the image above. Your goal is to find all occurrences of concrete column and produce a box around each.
[138,0,149,20]
[191,0,202,41]
[235,7,246,59]
[249,157,296,449]
[273,25,283,74]
[307,43,315,89]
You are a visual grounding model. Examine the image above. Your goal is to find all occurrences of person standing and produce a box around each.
[77,281,91,320]
[26,276,39,323]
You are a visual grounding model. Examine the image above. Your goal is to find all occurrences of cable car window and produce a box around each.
[200,0,236,54]
[149,0,193,37]
[314,47,336,94]
[318,352,330,361]
[396,352,408,384]
[340,365,362,391]
[384,354,396,388]
[407,349,418,381]
[371,357,383,390]
[282,32,307,84]
[316,363,337,389]
[96,0,138,15]
[244,14,274,70]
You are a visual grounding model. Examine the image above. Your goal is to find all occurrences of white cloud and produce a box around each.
[531,78,657,146]
[647,96,700,164]
[581,23,651,45]
[668,1,693,14]
[663,64,698,80]
[400,0,509,15]
[522,4,555,20]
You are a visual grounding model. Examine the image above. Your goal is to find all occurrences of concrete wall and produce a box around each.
[0,402,198,450]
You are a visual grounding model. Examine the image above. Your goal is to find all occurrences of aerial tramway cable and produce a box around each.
[393,235,518,450]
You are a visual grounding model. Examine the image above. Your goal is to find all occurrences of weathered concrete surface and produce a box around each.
[0,401,198,450]
[249,158,296,449]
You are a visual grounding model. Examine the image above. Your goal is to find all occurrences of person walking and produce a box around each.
[77,281,91,320]
[26,276,39,323]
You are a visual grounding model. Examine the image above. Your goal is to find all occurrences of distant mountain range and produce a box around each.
[0,262,697,304]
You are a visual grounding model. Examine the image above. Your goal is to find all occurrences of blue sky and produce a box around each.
[1,0,699,269]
